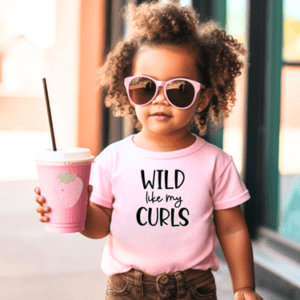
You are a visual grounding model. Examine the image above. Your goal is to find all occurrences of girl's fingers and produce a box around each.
[87,185,93,202]
[36,206,43,213]
[87,185,93,209]
[234,293,244,300]
[34,187,41,195]
[37,206,50,222]
[34,187,50,223]
[35,196,45,204]
[39,215,49,223]
[36,206,51,214]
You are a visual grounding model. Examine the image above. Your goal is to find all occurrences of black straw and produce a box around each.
[42,78,57,151]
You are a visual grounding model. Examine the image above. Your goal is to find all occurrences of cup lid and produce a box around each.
[35,148,94,162]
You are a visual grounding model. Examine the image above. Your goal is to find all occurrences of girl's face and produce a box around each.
[131,45,210,138]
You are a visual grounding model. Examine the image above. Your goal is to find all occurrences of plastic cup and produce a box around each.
[35,148,94,233]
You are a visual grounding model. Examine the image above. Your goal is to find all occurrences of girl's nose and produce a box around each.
[152,87,169,105]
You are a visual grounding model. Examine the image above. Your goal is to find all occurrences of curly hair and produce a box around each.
[98,0,246,135]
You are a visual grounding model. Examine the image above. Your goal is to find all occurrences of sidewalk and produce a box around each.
[0,180,289,300]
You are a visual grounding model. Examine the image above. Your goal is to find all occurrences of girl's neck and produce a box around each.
[133,129,196,152]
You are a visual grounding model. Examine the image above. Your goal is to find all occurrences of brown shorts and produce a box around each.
[105,268,217,300]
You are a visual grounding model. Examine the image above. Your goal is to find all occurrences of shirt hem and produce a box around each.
[213,190,250,210]
[90,195,113,209]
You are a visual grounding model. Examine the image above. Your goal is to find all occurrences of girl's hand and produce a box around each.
[35,187,51,223]
[234,288,264,300]
[35,185,93,223]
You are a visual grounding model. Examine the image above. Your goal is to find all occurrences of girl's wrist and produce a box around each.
[234,287,264,300]
[235,286,255,292]
[235,287,255,293]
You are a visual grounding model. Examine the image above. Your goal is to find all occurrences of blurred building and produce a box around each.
[0,0,299,298]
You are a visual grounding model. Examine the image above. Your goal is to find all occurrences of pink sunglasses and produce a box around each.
[124,75,206,109]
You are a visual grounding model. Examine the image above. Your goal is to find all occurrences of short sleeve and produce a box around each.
[212,159,250,210]
[89,149,114,209]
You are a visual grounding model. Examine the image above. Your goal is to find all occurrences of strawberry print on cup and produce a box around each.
[55,171,84,208]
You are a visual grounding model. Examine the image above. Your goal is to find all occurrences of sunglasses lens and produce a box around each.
[166,80,195,108]
[128,77,156,105]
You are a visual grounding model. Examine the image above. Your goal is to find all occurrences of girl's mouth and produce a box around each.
[151,112,171,120]
[151,111,170,116]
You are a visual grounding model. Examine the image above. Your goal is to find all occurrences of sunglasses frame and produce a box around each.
[124,75,206,110]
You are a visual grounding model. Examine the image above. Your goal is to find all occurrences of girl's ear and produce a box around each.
[197,88,213,112]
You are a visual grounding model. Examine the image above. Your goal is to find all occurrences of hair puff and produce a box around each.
[98,0,246,135]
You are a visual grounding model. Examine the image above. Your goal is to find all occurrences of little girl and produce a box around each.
[35,1,264,299]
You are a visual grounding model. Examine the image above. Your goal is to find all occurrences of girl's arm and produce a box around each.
[80,185,112,239]
[214,205,263,300]
[80,203,112,239]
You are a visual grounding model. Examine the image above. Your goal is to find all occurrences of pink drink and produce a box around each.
[35,148,94,233]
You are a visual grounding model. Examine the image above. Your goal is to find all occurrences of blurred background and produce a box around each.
[0,0,299,299]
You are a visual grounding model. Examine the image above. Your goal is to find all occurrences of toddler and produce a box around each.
[35,1,264,299]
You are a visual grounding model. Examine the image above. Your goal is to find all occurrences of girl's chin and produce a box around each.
[141,126,190,137]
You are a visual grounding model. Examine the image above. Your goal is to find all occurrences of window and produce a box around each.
[223,0,248,174]
[279,0,300,244]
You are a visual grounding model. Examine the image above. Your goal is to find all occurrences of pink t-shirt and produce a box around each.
[89,134,250,276]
